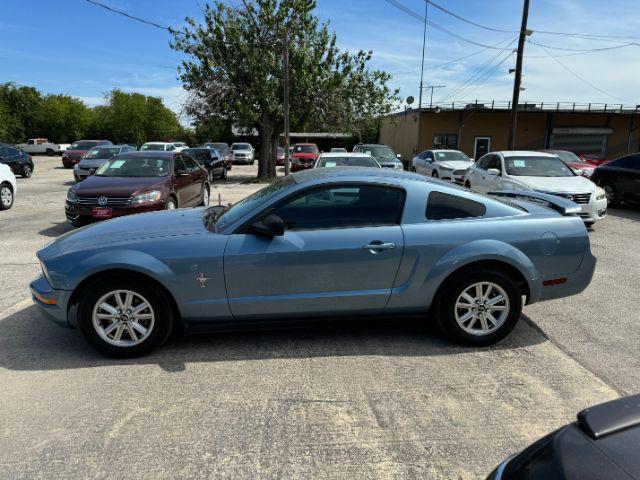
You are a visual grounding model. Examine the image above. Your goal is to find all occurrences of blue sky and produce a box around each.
[1,0,638,119]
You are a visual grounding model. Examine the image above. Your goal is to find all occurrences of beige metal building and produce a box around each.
[379,101,640,161]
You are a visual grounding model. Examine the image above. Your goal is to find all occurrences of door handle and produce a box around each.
[363,241,396,254]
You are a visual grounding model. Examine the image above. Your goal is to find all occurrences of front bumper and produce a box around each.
[232,155,253,164]
[62,156,82,167]
[578,197,607,223]
[65,199,165,225]
[30,275,73,328]
[291,162,314,171]
[73,165,93,181]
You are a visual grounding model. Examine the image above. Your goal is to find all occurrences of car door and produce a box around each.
[466,155,488,191]
[172,156,194,206]
[223,184,406,318]
[472,154,502,193]
[182,154,205,204]
[415,151,429,174]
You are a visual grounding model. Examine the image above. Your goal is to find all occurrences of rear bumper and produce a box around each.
[536,250,596,302]
[29,275,73,328]
[291,163,314,171]
[62,157,82,166]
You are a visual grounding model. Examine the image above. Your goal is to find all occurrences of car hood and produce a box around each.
[512,175,596,193]
[41,208,208,258]
[378,159,400,166]
[292,152,318,159]
[71,175,168,197]
[64,150,89,156]
[438,160,474,170]
[78,158,109,169]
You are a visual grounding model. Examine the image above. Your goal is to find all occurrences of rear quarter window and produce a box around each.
[426,191,487,220]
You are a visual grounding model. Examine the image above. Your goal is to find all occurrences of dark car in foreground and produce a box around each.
[65,151,209,227]
[73,145,136,182]
[591,153,640,207]
[0,143,34,178]
[202,142,233,170]
[488,394,640,479]
[62,140,112,168]
[542,149,596,178]
[290,143,320,171]
[183,147,227,180]
[33,168,594,357]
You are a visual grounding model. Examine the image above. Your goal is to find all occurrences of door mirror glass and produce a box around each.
[487,168,501,176]
[250,214,285,237]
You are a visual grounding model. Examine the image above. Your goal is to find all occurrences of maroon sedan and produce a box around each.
[290,143,320,171]
[62,140,112,168]
[276,146,285,166]
[542,149,596,178]
[65,151,209,228]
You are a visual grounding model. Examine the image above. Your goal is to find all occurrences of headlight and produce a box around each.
[596,187,606,201]
[66,190,77,203]
[440,166,454,172]
[131,190,162,204]
[394,162,403,170]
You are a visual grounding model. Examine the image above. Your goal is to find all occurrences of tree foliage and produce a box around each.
[171,0,399,179]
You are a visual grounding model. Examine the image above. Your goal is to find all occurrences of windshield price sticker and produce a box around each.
[110,160,125,169]
[325,161,337,167]
[437,152,446,158]
[513,160,526,168]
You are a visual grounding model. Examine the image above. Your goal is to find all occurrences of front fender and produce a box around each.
[423,240,540,306]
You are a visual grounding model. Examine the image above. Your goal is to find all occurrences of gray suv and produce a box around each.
[74,145,137,182]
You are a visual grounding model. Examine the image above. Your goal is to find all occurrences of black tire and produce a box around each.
[21,164,32,178]
[585,221,595,228]
[77,277,173,358]
[0,183,14,210]
[410,167,416,173]
[69,217,86,228]
[250,160,255,165]
[600,181,619,207]
[432,170,439,178]
[46,148,54,156]
[200,184,210,206]
[220,165,228,180]
[435,268,522,346]
[464,181,471,189]
[165,195,177,210]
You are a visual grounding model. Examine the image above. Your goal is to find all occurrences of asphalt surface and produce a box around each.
[0,156,637,479]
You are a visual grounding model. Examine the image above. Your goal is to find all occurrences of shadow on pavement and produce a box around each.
[0,304,546,372]
[38,222,73,237]
[607,205,640,222]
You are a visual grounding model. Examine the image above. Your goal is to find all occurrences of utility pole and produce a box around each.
[415,0,428,155]
[283,29,291,176]
[425,85,445,108]
[508,0,530,150]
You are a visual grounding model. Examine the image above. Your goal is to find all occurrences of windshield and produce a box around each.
[141,144,166,151]
[434,151,471,162]
[317,156,379,168]
[505,156,575,177]
[294,144,318,154]
[184,149,211,163]
[363,146,395,159]
[550,150,583,163]
[85,147,120,159]
[209,143,229,152]
[95,156,170,177]
[173,142,185,147]
[232,143,251,150]
[215,175,296,230]
[70,141,98,150]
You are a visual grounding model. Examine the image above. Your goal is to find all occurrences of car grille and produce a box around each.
[453,169,467,175]
[547,192,591,204]
[75,196,131,206]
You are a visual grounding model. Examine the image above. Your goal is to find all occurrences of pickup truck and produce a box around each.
[15,138,70,156]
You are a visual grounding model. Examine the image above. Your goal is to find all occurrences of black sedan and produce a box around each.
[591,153,640,207]
[0,143,34,178]
[488,394,640,479]
[183,147,227,181]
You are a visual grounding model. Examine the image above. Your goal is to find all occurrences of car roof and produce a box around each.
[142,142,172,145]
[116,150,175,158]
[320,152,373,158]
[496,150,558,158]
[429,149,465,153]
[92,144,128,149]
[293,142,317,146]
[291,166,428,184]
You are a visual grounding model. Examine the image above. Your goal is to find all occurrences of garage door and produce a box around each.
[549,128,612,156]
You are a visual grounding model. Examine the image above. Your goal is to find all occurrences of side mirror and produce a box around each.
[175,169,189,176]
[573,168,584,175]
[249,214,285,237]
[487,168,501,176]
[396,154,402,159]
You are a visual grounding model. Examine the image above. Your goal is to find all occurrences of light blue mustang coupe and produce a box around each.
[31,168,595,357]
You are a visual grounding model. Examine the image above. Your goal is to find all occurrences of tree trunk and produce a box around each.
[257,111,277,180]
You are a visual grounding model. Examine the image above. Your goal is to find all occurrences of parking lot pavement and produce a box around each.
[0,155,634,478]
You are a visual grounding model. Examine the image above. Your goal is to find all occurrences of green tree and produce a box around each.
[0,83,44,143]
[171,0,398,180]
[40,94,93,143]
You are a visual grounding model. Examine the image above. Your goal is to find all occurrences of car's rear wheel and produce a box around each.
[77,278,173,357]
[165,196,177,210]
[432,170,439,178]
[0,183,14,210]
[46,148,54,156]
[435,269,522,346]
[201,184,210,206]
[464,181,471,189]
[410,166,416,172]
[220,165,228,180]
[22,164,32,178]
[601,181,619,207]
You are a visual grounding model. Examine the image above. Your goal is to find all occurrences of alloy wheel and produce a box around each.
[203,186,210,206]
[23,165,32,178]
[454,282,510,336]
[603,184,616,204]
[0,186,13,207]
[92,290,155,347]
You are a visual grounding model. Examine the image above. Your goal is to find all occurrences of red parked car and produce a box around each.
[276,147,285,166]
[62,140,112,168]
[290,143,320,171]
[65,151,209,227]
[542,150,596,178]
[578,153,609,166]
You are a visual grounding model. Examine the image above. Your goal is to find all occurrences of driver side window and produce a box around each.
[271,185,404,231]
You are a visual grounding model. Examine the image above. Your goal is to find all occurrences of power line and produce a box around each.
[84,0,175,32]
[534,43,628,103]
[526,42,638,58]
[528,38,639,52]
[427,0,517,34]
[381,0,515,51]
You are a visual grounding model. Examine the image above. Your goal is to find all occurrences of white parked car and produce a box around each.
[464,151,607,226]
[140,142,176,152]
[411,149,474,184]
[170,141,188,152]
[313,152,381,168]
[0,163,17,210]
[231,143,255,165]
[330,147,347,153]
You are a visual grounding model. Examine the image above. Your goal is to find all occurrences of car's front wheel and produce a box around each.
[432,170,439,178]
[77,278,173,357]
[601,181,619,207]
[200,184,210,206]
[22,164,32,178]
[435,269,522,346]
[0,183,14,210]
